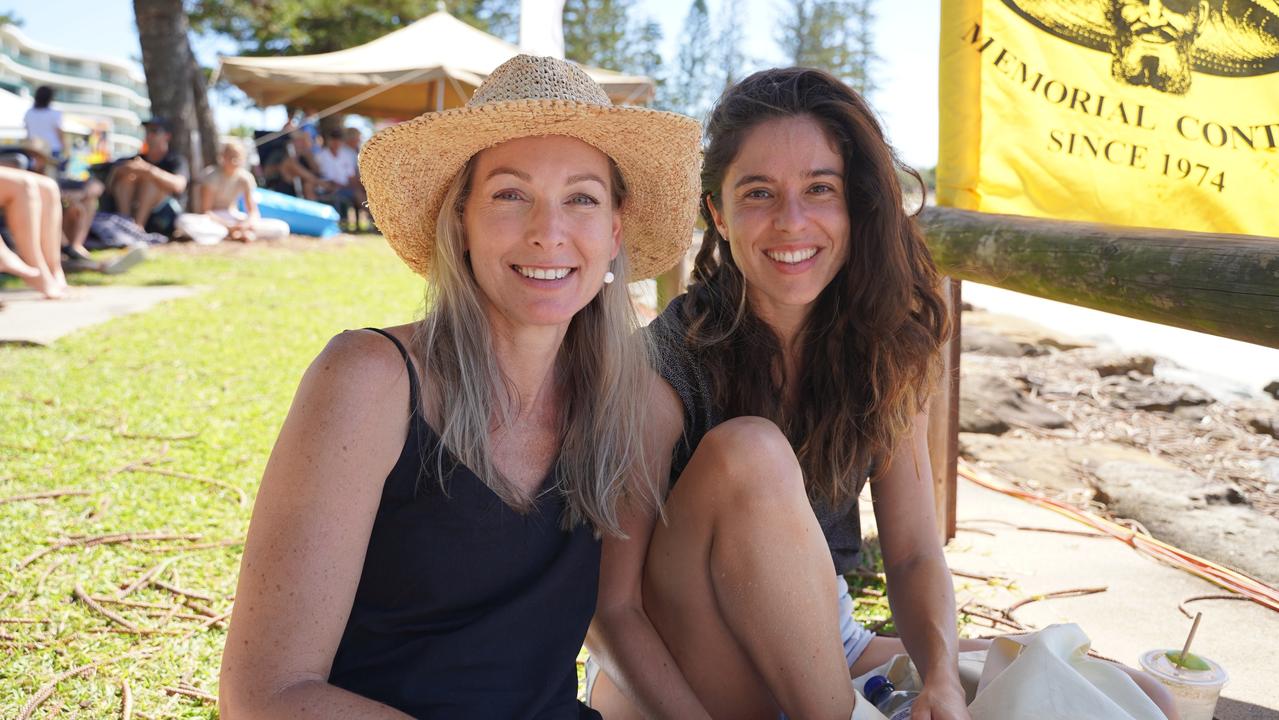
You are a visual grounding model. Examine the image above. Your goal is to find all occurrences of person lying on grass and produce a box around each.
[217,54,701,719]
[585,67,1179,720]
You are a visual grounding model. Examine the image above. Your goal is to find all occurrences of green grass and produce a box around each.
[1,236,420,718]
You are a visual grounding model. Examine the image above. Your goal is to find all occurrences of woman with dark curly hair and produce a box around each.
[585,67,1175,720]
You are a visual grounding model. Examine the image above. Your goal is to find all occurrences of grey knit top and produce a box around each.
[647,294,867,575]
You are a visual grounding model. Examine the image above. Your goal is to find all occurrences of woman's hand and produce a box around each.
[906,680,970,720]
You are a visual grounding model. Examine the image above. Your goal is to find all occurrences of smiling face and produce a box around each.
[707,115,849,330]
[462,135,623,334]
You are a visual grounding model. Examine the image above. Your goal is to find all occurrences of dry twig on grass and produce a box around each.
[18,532,202,569]
[114,430,199,442]
[139,538,243,554]
[17,647,154,720]
[117,558,176,599]
[151,579,215,603]
[0,489,91,505]
[121,679,133,720]
[124,465,248,507]
[109,450,247,506]
[163,685,217,703]
[75,583,142,633]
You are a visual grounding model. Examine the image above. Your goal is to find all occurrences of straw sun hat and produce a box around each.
[359,54,702,281]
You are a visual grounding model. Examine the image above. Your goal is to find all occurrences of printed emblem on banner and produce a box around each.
[1002,0,1279,94]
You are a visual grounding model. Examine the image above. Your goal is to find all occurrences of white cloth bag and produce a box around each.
[852,624,1164,720]
[969,623,1164,720]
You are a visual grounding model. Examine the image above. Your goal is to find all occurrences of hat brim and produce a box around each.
[359,99,702,281]
[1002,0,1279,76]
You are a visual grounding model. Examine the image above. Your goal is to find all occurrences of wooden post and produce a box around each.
[927,277,961,542]
[919,207,1279,349]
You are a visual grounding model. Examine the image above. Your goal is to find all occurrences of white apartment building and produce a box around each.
[0,23,149,157]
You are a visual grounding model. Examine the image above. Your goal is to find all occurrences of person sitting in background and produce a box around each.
[262,126,331,201]
[175,141,289,244]
[107,117,189,233]
[0,165,65,298]
[23,86,66,164]
[343,126,373,229]
[315,128,365,211]
[342,126,363,155]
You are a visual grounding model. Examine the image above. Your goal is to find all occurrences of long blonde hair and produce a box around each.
[412,158,656,536]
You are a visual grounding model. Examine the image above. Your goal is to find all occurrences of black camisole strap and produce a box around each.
[361,327,423,421]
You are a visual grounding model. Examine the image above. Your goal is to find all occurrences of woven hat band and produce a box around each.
[468,54,611,107]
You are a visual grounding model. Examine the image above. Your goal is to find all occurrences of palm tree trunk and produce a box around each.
[133,0,216,174]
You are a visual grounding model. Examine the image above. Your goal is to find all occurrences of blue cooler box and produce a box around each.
[239,187,341,238]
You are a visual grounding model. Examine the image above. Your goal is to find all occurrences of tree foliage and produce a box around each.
[777,0,878,95]
[714,0,746,95]
[134,0,218,169]
[562,0,662,78]
[663,0,713,117]
[189,0,519,56]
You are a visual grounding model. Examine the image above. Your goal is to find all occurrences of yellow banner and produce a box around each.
[938,0,1279,238]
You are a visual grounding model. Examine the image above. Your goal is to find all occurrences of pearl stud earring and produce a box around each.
[603,271,616,284]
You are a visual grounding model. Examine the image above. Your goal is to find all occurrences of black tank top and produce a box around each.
[327,328,602,720]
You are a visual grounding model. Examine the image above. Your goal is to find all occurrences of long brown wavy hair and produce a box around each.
[682,67,951,504]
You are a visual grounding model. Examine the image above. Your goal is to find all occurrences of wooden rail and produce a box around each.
[919,207,1279,349]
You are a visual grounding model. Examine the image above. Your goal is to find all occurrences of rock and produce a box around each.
[961,327,1028,357]
[1091,461,1279,584]
[1244,412,1279,440]
[1264,380,1279,399]
[1111,382,1212,413]
[957,435,1178,500]
[958,435,1086,495]
[959,399,1011,434]
[1062,443,1181,473]
[1261,457,1279,486]
[1094,355,1156,377]
[961,312,1091,351]
[960,371,1071,434]
[1172,405,1210,422]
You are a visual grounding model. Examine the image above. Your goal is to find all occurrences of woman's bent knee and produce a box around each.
[689,417,804,501]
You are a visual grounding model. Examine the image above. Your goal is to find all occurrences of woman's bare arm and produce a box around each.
[586,375,713,720]
[872,410,969,716]
[218,329,417,719]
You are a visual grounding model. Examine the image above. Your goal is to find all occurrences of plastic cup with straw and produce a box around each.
[1138,611,1229,720]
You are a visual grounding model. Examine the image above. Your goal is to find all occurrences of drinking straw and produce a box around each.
[1176,612,1203,673]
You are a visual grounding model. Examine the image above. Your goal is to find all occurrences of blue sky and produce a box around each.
[8,0,940,167]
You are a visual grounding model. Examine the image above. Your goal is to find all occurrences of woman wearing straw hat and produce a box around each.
[218,55,700,719]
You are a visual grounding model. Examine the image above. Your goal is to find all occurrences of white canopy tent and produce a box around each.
[215,9,655,118]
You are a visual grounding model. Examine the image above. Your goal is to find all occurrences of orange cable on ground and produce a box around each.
[958,460,1279,615]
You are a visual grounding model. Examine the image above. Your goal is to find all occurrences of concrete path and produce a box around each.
[0,285,199,345]
[920,478,1279,718]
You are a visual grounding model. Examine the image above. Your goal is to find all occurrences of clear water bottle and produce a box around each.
[862,675,920,719]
